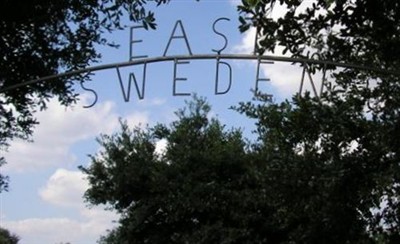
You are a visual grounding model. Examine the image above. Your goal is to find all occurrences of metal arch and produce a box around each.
[1,53,399,93]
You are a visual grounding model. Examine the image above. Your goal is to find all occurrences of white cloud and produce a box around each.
[233,27,257,54]
[38,169,88,208]
[2,95,149,172]
[137,97,167,107]
[155,138,168,156]
[261,61,325,98]
[2,215,117,244]
[124,111,150,129]
[23,136,169,243]
[1,92,155,242]
[2,168,119,244]
[3,218,83,244]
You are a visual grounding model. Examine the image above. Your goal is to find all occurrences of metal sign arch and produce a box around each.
[1,18,399,108]
[1,53,399,108]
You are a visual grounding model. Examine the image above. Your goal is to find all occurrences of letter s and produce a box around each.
[212,17,230,54]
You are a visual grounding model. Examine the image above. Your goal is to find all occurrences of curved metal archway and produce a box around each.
[1,53,399,94]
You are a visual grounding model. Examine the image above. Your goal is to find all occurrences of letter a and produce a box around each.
[163,20,193,56]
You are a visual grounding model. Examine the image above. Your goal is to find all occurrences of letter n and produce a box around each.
[299,63,327,98]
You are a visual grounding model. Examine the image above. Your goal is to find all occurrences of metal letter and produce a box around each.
[173,59,190,96]
[80,80,98,109]
[254,26,261,55]
[320,64,327,95]
[116,63,147,101]
[163,20,193,56]
[212,17,230,54]
[129,26,148,61]
[299,64,319,98]
[255,59,273,94]
[215,59,232,95]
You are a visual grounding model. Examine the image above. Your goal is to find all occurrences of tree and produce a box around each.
[238,0,400,71]
[236,0,400,241]
[82,97,273,243]
[0,227,19,244]
[0,157,9,192]
[82,1,400,243]
[0,0,170,144]
[81,94,397,243]
[235,92,400,243]
[0,0,179,190]
[83,93,399,243]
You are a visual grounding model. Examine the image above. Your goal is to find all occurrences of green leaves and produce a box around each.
[83,98,275,243]
[77,1,400,242]
[0,158,9,193]
[0,0,181,192]
[83,82,400,243]
[0,227,19,244]
[242,0,260,8]
[233,3,400,240]
[236,0,400,70]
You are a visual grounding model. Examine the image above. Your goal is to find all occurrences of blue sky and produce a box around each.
[1,1,325,243]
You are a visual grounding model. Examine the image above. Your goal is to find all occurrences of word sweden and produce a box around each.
[81,18,325,108]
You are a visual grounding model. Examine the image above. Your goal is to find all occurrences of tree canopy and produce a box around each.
[0,227,19,244]
[239,0,400,71]
[0,0,170,144]
[82,94,399,243]
[82,97,274,243]
[82,0,400,243]
[0,0,177,191]
[0,157,9,192]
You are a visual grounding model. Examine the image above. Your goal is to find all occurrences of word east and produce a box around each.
[81,18,275,108]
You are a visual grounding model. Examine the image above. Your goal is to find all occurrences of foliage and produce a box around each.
[0,227,19,244]
[82,97,270,243]
[238,0,400,71]
[236,91,399,243]
[236,0,400,242]
[0,157,9,192]
[0,0,170,144]
[0,0,181,191]
[82,91,399,243]
[82,3,400,242]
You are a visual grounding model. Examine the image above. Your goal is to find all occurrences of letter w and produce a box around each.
[116,64,147,101]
